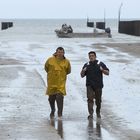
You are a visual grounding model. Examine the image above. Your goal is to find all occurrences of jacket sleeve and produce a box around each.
[67,60,71,74]
[80,63,87,78]
[44,59,49,73]
[100,62,109,71]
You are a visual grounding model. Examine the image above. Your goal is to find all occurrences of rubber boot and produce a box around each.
[87,99,94,119]
[49,95,56,118]
[56,93,64,118]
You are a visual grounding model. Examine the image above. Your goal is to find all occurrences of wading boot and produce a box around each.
[97,113,101,118]
[88,114,93,120]
[50,111,55,119]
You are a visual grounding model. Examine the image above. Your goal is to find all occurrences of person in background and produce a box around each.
[61,24,68,33]
[44,47,71,119]
[80,51,109,119]
[67,25,73,33]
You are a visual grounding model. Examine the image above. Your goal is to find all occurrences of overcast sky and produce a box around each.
[0,0,140,19]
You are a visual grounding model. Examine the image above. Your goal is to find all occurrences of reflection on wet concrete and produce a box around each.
[96,120,102,138]
[57,119,63,138]
[49,117,103,140]
[49,117,117,140]
[50,118,63,139]
[88,118,102,140]
[50,118,55,127]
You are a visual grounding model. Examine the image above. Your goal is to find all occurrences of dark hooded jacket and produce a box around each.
[82,60,109,89]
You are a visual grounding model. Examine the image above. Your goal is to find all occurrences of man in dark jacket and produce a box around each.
[80,51,109,119]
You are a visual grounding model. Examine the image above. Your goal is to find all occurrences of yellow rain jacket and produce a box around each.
[44,56,71,96]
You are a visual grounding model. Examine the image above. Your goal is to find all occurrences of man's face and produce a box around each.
[89,53,96,61]
[56,49,64,59]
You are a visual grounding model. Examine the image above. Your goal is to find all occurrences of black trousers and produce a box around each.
[87,86,102,115]
[48,93,64,116]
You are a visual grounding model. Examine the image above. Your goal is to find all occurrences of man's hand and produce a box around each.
[100,66,103,71]
[100,66,109,75]
[80,67,87,78]
[83,67,87,72]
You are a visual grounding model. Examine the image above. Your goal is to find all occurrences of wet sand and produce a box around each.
[92,43,140,58]
[0,41,140,140]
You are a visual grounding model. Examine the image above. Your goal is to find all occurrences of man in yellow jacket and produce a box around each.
[44,47,71,119]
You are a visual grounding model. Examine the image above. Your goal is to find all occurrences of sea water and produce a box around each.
[0,18,118,42]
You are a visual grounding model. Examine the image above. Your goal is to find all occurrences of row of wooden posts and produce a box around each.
[87,20,140,36]
[1,22,13,30]
[119,20,140,36]
[87,21,105,29]
[1,20,140,36]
